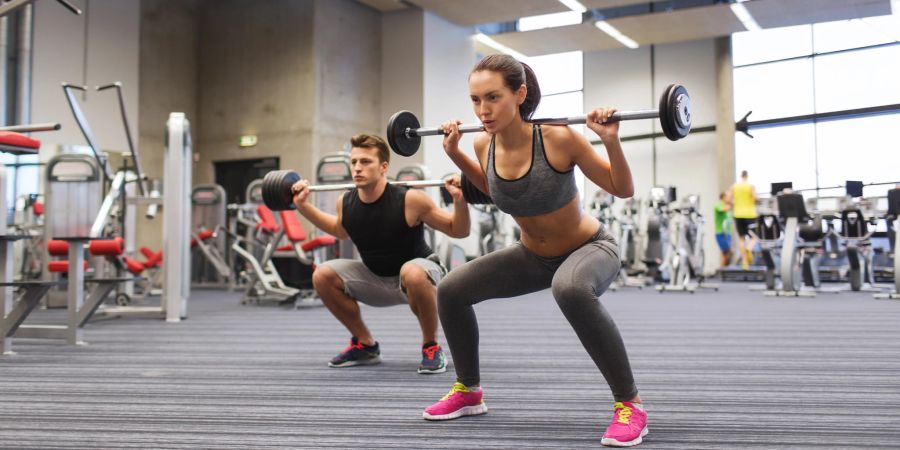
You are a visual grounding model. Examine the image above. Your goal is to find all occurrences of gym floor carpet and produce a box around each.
[1,283,898,449]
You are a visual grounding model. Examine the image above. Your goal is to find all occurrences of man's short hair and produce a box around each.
[351,134,390,164]
[741,170,748,178]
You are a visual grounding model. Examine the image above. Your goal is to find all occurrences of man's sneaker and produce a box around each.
[423,382,488,420]
[328,337,381,368]
[418,343,447,374]
[601,401,648,447]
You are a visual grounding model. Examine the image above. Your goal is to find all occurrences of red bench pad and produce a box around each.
[279,211,308,243]
[302,235,337,252]
[48,260,89,273]
[0,131,40,149]
[256,205,280,233]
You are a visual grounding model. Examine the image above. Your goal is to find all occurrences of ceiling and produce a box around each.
[356,0,894,57]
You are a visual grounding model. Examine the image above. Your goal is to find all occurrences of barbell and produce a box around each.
[261,169,493,211]
[386,84,692,157]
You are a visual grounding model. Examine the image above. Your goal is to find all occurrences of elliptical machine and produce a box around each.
[657,195,718,293]
[840,205,878,292]
[752,212,783,291]
[643,187,672,283]
[767,192,837,297]
[588,191,645,290]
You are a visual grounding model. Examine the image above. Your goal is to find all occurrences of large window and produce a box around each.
[733,14,900,198]
[526,51,585,197]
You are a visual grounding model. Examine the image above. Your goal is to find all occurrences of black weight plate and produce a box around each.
[658,84,676,141]
[280,170,301,210]
[261,171,277,210]
[439,186,453,206]
[460,174,493,205]
[460,174,475,204]
[386,110,422,157]
[668,84,691,140]
[263,170,301,211]
[262,170,284,211]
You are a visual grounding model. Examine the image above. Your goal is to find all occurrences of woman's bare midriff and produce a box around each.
[514,197,602,258]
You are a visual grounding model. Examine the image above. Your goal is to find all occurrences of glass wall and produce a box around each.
[732,14,900,198]
[527,51,585,197]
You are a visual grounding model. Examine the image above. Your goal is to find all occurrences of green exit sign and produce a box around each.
[239,135,258,147]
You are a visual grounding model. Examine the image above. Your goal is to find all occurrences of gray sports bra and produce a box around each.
[485,124,578,217]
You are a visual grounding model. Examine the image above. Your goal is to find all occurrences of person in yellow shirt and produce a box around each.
[726,170,758,269]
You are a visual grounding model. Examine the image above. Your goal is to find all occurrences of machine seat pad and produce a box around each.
[302,235,337,252]
[256,205,280,233]
[47,260,89,273]
[0,131,40,149]
[279,210,308,243]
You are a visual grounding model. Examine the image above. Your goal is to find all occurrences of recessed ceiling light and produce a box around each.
[731,1,761,31]
[473,33,528,60]
[594,21,639,49]
[558,0,587,14]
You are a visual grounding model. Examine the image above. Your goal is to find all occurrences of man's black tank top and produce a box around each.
[341,183,433,277]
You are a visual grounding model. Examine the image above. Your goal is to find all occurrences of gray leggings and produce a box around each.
[438,226,638,402]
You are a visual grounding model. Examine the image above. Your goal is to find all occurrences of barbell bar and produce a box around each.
[387,84,691,157]
[261,169,493,211]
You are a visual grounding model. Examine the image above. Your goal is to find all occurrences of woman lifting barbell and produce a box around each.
[422,54,648,448]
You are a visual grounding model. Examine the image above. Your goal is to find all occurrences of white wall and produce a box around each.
[31,0,140,157]
[584,39,722,274]
[421,12,481,256]
[422,11,478,180]
[381,8,424,171]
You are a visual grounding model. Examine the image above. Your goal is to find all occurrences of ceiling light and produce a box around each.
[594,21,639,49]
[473,33,528,60]
[519,11,582,31]
[558,0,587,13]
[730,1,761,31]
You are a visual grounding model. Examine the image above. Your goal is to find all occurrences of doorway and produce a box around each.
[214,157,279,204]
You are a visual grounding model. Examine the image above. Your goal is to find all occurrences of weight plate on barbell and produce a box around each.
[262,170,301,211]
[386,110,422,157]
[668,84,691,140]
[658,84,677,142]
[262,170,282,211]
[460,174,493,205]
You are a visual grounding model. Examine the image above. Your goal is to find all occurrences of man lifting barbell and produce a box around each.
[416,54,679,448]
[287,134,470,374]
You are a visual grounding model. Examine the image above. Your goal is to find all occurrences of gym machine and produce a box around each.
[658,195,718,293]
[874,188,900,299]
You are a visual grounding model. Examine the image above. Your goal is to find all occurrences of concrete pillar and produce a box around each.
[715,36,736,193]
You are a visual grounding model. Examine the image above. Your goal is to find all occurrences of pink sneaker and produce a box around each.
[423,382,488,420]
[601,401,648,447]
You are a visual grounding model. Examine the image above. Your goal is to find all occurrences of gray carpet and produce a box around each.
[1,282,899,449]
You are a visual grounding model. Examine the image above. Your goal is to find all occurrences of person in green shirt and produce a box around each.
[714,192,733,269]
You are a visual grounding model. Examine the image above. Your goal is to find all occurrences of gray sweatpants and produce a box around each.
[438,226,639,401]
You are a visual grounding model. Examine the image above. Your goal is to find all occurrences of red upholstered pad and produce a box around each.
[256,205,280,233]
[89,237,124,256]
[47,240,69,256]
[277,244,293,252]
[123,256,145,275]
[0,131,40,149]
[33,201,44,216]
[48,260,89,273]
[301,235,337,252]
[189,229,215,248]
[140,247,163,267]
[279,210,307,243]
[140,247,155,259]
